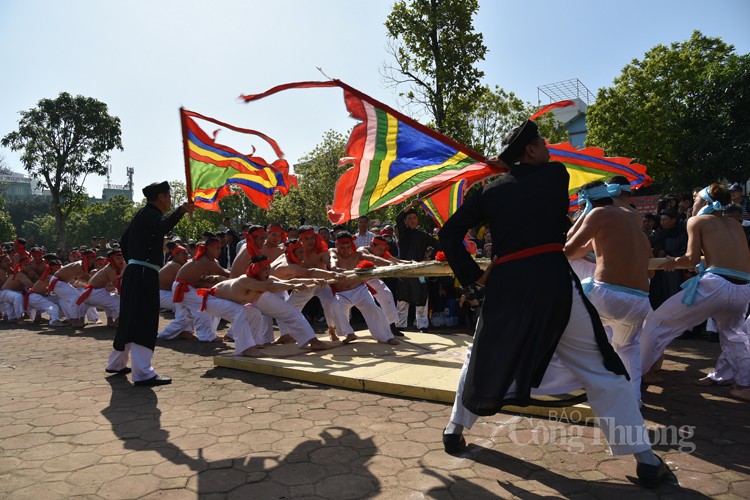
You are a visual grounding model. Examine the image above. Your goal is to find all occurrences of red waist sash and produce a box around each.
[173,278,190,303]
[196,287,216,311]
[493,243,564,266]
[75,284,95,306]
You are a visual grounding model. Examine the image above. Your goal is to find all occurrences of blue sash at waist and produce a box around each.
[681,265,750,306]
[128,259,161,273]
[580,278,649,298]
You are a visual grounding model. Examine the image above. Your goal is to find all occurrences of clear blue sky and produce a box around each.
[1,0,748,198]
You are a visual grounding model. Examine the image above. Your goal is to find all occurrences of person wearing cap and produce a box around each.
[105,181,195,386]
[728,182,749,220]
[565,180,654,405]
[641,183,750,402]
[156,245,196,341]
[439,120,670,487]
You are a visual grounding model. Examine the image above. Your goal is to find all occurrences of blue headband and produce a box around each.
[606,183,631,197]
[696,186,724,216]
[578,185,612,215]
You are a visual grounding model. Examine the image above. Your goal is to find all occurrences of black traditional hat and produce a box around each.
[142,181,170,199]
[499,120,539,164]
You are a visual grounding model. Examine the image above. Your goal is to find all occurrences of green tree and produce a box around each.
[586,31,750,191]
[4,197,52,236]
[383,0,487,145]
[169,181,222,240]
[469,85,569,156]
[66,195,137,246]
[22,215,58,249]
[0,195,16,242]
[1,92,123,247]
[267,130,347,227]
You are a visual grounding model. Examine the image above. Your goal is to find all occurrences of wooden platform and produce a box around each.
[214,330,594,423]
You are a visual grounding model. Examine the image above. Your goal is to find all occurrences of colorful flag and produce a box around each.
[180,108,296,211]
[547,141,652,210]
[240,81,503,224]
[418,179,468,228]
[529,100,577,120]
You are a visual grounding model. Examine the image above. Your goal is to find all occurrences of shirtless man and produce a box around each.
[48,258,90,322]
[169,238,229,342]
[261,223,287,263]
[216,255,331,351]
[329,232,399,345]
[156,245,196,341]
[359,235,405,336]
[74,249,124,328]
[0,254,12,320]
[281,225,342,340]
[565,181,653,403]
[28,246,46,281]
[230,225,266,278]
[27,259,65,327]
[1,258,35,323]
[640,183,750,401]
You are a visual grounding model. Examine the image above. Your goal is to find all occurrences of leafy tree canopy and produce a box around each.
[586,31,750,192]
[1,92,123,247]
[383,0,487,145]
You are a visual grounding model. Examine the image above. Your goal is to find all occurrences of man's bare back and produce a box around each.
[176,257,228,288]
[565,205,651,291]
[159,261,182,290]
[687,215,750,273]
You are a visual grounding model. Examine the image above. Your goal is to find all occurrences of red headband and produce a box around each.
[171,245,187,257]
[267,225,287,242]
[337,237,357,252]
[40,264,61,281]
[246,260,271,278]
[370,238,392,259]
[106,252,122,266]
[285,240,303,266]
[245,230,265,258]
[299,230,328,253]
[194,244,207,260]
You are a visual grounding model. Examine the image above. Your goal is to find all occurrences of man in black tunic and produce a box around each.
[395,203,437,332]
[439,121,671,488]
[105,181,194,386]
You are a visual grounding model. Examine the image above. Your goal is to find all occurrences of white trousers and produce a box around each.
[201,295,263,354]
[366,279,399,325]
[570,258,596,281]
[27,293,61,322]
[641,273,750,386]
[77,288,120,320]
[164,283,218,342]
[50,280,82,320]
[286,285,338,329]
[450,282,650,456]
[585,280,651,403]
[335,285,394,342]
[106,343,158,382]
[159,290,175,310]
[255,292,316,347]
[0,290,24,320]
[396,300,429,329]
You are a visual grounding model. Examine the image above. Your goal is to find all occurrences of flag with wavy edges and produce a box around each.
[548,142,652,211]
[240,80,503,224]
[180,108,296,211]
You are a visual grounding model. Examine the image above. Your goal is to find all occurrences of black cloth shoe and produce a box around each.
[636,456,673,488]
[443,430,466,454]
[134,375,172,387]
[105,367,132,375]
[390,324,405,337]
[418,328,429,333]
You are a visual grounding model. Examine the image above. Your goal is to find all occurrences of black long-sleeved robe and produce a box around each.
[113,203,186,351]
[439,161,627,416]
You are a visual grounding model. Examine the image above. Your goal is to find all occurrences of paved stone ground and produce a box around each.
[0,317,748,499]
